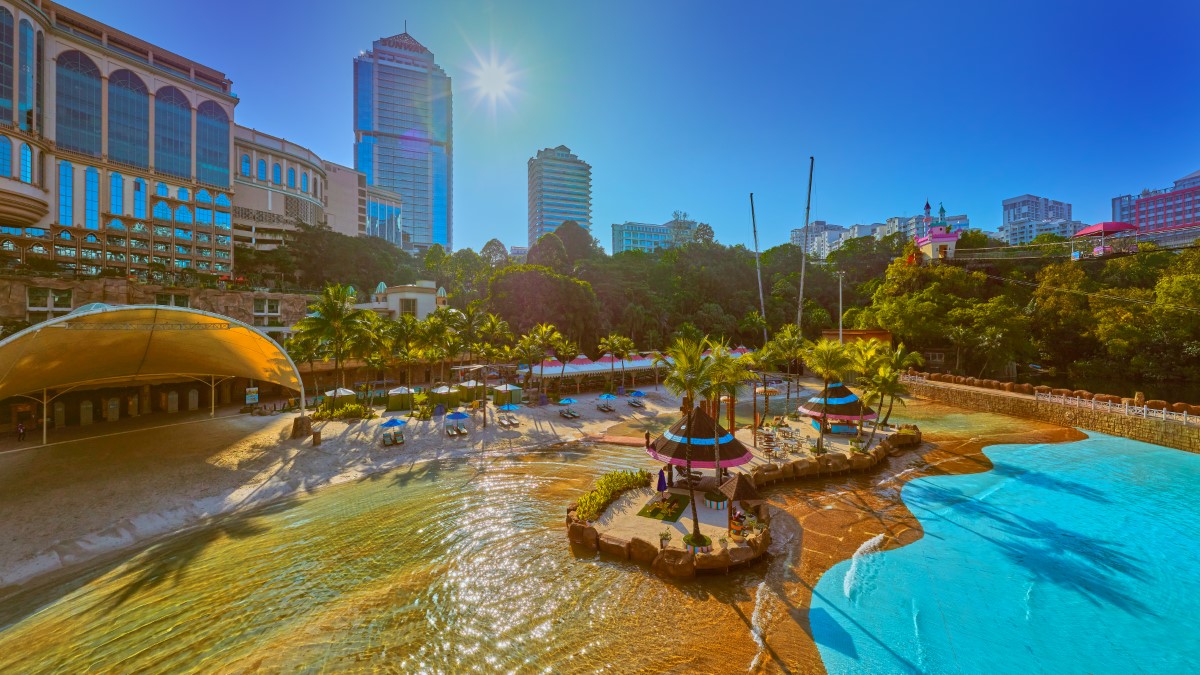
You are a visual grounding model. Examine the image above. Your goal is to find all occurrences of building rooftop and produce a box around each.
[377,32,431,55]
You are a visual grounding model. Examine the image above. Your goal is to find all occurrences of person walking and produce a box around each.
[16,422,26,442]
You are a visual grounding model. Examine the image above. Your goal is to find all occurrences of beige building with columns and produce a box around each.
[0,0,238,278]
[231,125,326,250]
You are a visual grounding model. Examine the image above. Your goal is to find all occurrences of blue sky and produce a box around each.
[85,0,1200,251]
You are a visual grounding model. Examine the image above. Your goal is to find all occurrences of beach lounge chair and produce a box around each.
[506,414,521,427]
[628,399,644,408]
[380,431,395,446]
[457,422,469,436]
[559,409,573,419]
[446,425,458,437]
[395,431,405,445]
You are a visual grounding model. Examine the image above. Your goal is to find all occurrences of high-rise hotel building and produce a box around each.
[527,145,591,246]
[0,1,237,277]
[354,32,452,252]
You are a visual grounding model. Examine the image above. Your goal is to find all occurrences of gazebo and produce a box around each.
[647,406,753,482]
[325,387,356,408]
[386,386,415,411]
[798,382,875,434]
[720,473,762,535]
[490,383,522,406]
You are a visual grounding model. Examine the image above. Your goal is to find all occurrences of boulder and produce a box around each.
[1172,402,1189,414]
[729,545,757,565]
[694,549,732,571]
[826,452,850,473]
[567,522,599,550]
[790,458,816,477]
[1145,400,1169,411]
[1018,383,1036,395]
[1188,405,1200,417]
[1134,391,1146,406]
[1073,390,1093,400]
[780,462,796,479]
[629,537,660,564]
[760,467,784,484]
[850,454,874,471]
[755,503,772,525]
[651,549,696,578]
[1051,388,1072,397]
[1034,386,1052,394]
[1121,397,1137,407]
[598,534,630,559]
[1004,382,1016,392]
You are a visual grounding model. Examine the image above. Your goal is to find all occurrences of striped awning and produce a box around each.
[798,382,875,421]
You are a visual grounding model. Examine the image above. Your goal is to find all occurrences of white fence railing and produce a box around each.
[903,374,1199,428]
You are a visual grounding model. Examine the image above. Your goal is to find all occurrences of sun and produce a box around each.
[466,49,520,118]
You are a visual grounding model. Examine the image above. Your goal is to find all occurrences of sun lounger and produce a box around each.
[505,414,520,426]
[568,408,581,418]
[628,399,644,408]
[446,425,458,437]
[395,431,405,445]
[380,431,394,446]
[456,422,469,436]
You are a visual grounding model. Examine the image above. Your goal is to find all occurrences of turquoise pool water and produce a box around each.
[810,431,1200,673]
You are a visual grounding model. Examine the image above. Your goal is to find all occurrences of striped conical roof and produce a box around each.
[798,382,875,421]
[647,406,752,469]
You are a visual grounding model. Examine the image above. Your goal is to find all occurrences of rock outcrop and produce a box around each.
[651,549,696,578]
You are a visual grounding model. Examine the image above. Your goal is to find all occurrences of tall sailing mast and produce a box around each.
[797,156,815,332]
[750,193,768,345]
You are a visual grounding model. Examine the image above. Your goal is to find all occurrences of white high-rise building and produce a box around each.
[527,145,592,246]
[1000,194,1076,244]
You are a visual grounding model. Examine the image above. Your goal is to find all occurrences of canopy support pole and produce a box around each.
[42,388,48,446]
[210,376,217,417]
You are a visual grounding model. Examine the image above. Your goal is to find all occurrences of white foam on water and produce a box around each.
[843,533,887,600]
[912,598,928,672]
[746,580,771,672]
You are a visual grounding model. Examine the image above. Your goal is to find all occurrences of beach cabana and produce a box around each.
[1072,221,1138,258]
[720,473,763,534]
[798,382,875,434]
[430,385,460,407]
[490,383,522,406]
[647,406,753,477]
[324,387,356,408]
[386,386,415,411]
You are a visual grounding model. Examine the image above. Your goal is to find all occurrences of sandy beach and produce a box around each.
[0,391,684,591]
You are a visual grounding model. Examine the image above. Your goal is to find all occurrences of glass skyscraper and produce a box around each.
[354,32,452,252]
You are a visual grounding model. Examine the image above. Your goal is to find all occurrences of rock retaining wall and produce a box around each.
[907,380,1200,454]
[564,426,924,579]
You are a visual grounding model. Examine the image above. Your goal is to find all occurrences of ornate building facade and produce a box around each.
[0,0,237,278]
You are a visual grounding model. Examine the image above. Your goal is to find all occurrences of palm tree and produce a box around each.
[662,336,715,545]
[352,311,391,403]
[291,284,371,389]
[880,343,924,426]
[512,335,542,391]
[845,339,885,440]
[801,338,851,454]
[552,335,578,398]
[284,332,324,405]
[770,324,805,410]
[528,322,561,397]
[702,340,753,483]
[614,336,636,389]
[597,333,623,393]
[863,366,905,450]
[478,312,513,388]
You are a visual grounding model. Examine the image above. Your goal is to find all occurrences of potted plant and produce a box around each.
[659,529,673,549]
[718,535,728,549]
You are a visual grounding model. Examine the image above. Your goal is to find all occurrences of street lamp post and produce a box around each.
[836,271,845,343]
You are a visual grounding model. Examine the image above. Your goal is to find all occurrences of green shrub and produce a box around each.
[312,403,377,421]
[575,469,651,521]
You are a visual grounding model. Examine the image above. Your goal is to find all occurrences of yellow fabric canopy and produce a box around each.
[0,304,303,400]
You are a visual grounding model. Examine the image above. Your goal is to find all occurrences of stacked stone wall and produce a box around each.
[907,381,1200,454]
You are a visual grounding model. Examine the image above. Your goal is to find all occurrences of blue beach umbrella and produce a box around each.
[498,403,520,411]
[558,398,578,405]
[657,469,667,494]
[599,393,617,400]
[380,418,407,428]
[630,390,646,398]
[446,411,470,420]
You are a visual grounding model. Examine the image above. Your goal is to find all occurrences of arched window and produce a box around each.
[154,86,191,179]
[174,205,192,224]
[177,187,189,201]
[58,161,73,226]
[132,222,147,233]
[287,167,296,188]
[85,233,99,243]
[108,219,125,231]
[54,50,101,155]
[19,143,30,182]
[84,166,99,229]
[1,240,13,251]
[301,172,308,193]
[272,163,281,185]
[34,30,41,132]
[0,135,9,178]
[215,193,231,207]
[196,189,212,204]
[17,19,32,130]
[29,243,46,254]
[152,200,171,221]
[110,172,124,215]
[240,154,250,176]
[155,181,168,197]
[257,159,266,180]
[196,101,229,188]
[58,229,72,240]
[107,70,149,168]
[0,9,13,123]
[133,178,147,218]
